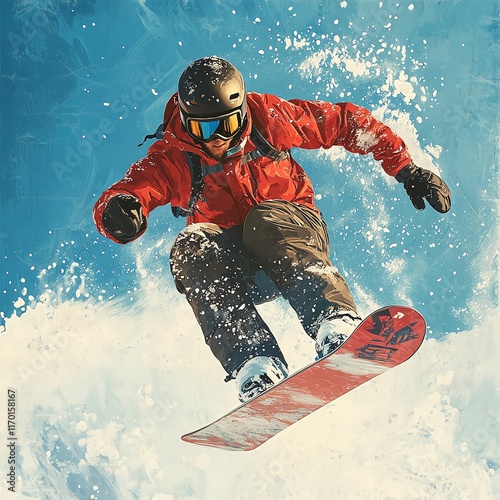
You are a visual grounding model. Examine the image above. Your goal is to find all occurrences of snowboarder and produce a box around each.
[93,56,451,402]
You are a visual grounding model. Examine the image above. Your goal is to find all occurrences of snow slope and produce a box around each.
[0,276,499,498]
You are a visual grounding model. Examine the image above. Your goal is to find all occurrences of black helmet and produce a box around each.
[178,56,247,142]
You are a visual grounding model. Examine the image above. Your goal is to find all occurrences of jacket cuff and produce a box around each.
[395,162,417,183]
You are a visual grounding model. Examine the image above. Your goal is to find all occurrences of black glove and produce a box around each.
[396,163,451,213]
[102,195,146,243]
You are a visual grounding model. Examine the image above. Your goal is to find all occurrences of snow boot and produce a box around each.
[236,356,288,403]
[315,314,361,360]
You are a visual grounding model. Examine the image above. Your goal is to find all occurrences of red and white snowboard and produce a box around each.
[181,305,426,451]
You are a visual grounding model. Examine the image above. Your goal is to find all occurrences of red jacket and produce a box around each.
[94,92,411,243]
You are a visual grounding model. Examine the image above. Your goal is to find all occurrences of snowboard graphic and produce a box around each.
[182,305,426,451]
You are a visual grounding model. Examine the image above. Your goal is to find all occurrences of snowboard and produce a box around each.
[181,305,426,451]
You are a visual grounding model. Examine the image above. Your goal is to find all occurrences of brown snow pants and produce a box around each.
[170,200,358,378]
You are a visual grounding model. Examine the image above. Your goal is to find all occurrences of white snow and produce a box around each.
[13,297,25,308]
[0,279,498,498]
[381,70,418,104]
[426,143,443,159]
[299,47,371,78]
[355,129,380,150]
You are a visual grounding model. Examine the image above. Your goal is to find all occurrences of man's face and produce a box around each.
[202,137,232,161]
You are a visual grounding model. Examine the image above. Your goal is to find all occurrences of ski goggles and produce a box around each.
[185,110,243,142]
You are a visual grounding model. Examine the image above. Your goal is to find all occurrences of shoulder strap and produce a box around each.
[171,152,205,218]
[248,126,290,162]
